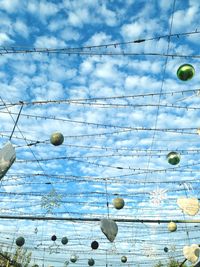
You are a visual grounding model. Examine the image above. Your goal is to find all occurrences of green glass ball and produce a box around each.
[167,152,180,165]
[121,256,127,263]
[16,236,25,247]
[177,64,195,81]
[88,258,95,266]
[50,132,64,146]
[113,198,125,210]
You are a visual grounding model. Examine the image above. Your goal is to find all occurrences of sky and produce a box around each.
[0,0,200,266]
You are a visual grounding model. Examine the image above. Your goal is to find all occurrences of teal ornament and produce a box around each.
[88,258,95,266]
[16,236,25,247]
[61,237,68,245]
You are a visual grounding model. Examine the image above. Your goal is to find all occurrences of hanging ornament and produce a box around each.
[113,198,125,210]
[41,189,62,213]
[91,241,99,250]
[88,258,95,266]
[177,64,195,81]
[167,221,177,232]
[183,244,200,263]
[16,236,25,247]
[164,247,168,253]
[121,256,127,263]
[177,197,199,216]
[100,219,118,242]
[70,255,78,263]
[51,235,57,241]
[150,187,167,206]
[61,237,68,245]
[50,132,64,146]
[0,142,16,180]
[167,152,180,165]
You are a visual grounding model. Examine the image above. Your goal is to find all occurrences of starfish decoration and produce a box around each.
[149,187,168,206]
[41,189,62,213]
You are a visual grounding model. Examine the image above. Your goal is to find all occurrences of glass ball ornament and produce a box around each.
[16,236,25,247]
[177,64,195,81]
[168,221,177,232]
[121,256,127,263]
[70,255,78,263]
[61,237,68,245]
[113,197,125,210]
[50,132,64,146]
[88,258,95,266]
[91,241,99,250]
[51,235,57,241]
[167,152,180,165]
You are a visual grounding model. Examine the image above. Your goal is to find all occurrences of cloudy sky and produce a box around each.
[0,0,200,266]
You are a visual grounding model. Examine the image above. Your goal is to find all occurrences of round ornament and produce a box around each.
[177,64,195,81]
[50,132,64,146]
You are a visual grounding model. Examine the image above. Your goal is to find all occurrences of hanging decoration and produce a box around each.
[91,241,99,250]
[50,132,64,146]
[149,187,167,206]
[113,197,125,210]
[164,247,169,253]
[183,244,200,263]
[167,221,177,232]
[177,64,195,81]
[177,197,199,216]
[167,152,180,165]
[70,255,78,263]
[61,237,68,245]
[100,219,118,242]
[41,189,62,213]
[51,235,57,241]
[0,142,16,180]
[16,236,25,247]
[88,258,95,266]
[121,256,127,263]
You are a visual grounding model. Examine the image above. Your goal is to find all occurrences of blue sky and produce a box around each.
[0,0,200,266]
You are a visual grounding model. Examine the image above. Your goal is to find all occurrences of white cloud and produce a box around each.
[34,36,66,48]
[0,32,14,45]
[13,19,30,39]
[0,0,21,13]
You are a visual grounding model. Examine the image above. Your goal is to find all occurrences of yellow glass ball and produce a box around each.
[50,132,64,146]
[168,221,177,232]
[113,198,125,210]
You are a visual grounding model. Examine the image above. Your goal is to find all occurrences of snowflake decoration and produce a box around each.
[149,187,168,206]
[170,245,176,253]
[41,189,62,213]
